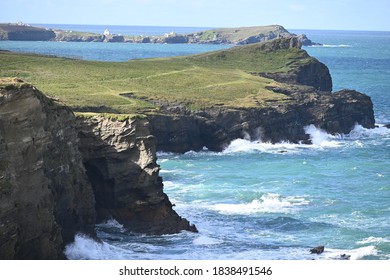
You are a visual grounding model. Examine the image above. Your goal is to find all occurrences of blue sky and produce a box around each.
[1,0,389,31]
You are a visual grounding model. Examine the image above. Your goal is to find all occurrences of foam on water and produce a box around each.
[357,237,390,245]
[98,219,125,230]
[309,44,352,48]
[65,234,131,260]
[211,193,310,215]
[318,246,378,260]
[222,124,390,155]
[223,124,343,154]
[304,124,342,147]
[347,124,390,139]
[193,235,223,246]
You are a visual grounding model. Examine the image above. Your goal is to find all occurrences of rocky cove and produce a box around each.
[0,38,377,259]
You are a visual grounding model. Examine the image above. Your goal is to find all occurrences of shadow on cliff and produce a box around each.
[77,117,197,235]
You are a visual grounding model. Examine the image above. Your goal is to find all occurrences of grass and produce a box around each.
[0,39,312,114]
[195,25,290,43]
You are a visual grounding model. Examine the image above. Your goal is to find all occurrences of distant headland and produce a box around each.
[0,22,321,46]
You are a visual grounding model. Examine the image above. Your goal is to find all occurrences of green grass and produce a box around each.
[195,25,291,43]
[0,39,311,114]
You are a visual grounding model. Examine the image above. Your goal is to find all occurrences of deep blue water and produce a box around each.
[1,25,389,260]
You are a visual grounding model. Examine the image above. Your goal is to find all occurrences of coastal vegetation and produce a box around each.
[0,38,313,114]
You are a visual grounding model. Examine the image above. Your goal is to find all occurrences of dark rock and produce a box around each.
[310,246,325,254]
[0,24,56,41]
[0,79,197,259]
[104,35,125,43]
[385,124,390,129]
[149,88,375,153]
[76,116,197,234]
[0,80,96,259]
[296,34,322,46]
[340,254,351,260]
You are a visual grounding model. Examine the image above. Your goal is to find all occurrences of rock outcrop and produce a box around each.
[146,39,374,153]
[131,25,321,46]
[0,79,196,259]
[0,79,95,259]
[1,23,320,46]
[149,88,375,153]
[0,24,56,41]
[76,116,197,234]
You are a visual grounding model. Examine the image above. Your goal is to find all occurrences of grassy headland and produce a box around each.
[0,38,314,114]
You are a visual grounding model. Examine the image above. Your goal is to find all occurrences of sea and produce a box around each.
[1,24,389,260]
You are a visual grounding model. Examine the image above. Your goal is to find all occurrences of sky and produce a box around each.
[1,0,389,31]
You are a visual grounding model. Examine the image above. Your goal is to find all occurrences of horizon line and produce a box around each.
[3,21,389,33]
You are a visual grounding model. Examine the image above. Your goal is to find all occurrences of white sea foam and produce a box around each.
[309,44,352,48]
[211,193,310,215]
[223,125,343,154]
[348,123,390,139]
[64,234,130,260]
[193,235,223,246]
[304,124,342,147]
[223,138,302,154]
[357,236,390,245]
[98,218,124,230]
[319,245,378,260]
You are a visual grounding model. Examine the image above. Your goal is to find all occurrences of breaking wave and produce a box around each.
[309,44,352,48]
[211,193,310,215]
[64,234,130,260]
[223,124,389,154]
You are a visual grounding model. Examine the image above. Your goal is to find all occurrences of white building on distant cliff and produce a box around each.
[103,28,110,36]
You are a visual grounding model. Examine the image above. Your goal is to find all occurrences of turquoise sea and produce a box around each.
[1,25,389,260]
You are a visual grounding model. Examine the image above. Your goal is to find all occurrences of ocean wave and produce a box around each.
[223,125,342,154]
[318,245,378,260]
[347,123,390,139]
[97,218,125,230]
[193,235,223,246]
[64,234,131,260]
[357,236,390,245]
[222,124,390,154]
[211,193,310,215]
[309,44,352,48]
[304,124,342,147]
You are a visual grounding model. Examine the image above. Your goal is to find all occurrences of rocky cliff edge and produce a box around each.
[0,79,196,259]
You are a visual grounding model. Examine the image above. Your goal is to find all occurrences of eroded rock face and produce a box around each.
[0,81,96,259]
[0,80,197,259]
[149,89,375,153]
[76,116,197,234]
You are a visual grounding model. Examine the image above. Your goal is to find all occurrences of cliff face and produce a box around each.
[149,88,375,153]
[76,116,196,234]
[0,24,56,41]
[0,79,196,259]
[145,39,374,153]
[0,80,95,259]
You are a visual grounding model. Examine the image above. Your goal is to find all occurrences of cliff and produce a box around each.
[0,79,95,259]
[76,115,196,234]
[0,79,195,259]
[126,25,320,46]
[149,88,375,153]
[0,23,55,41]
[0,23,319,46]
